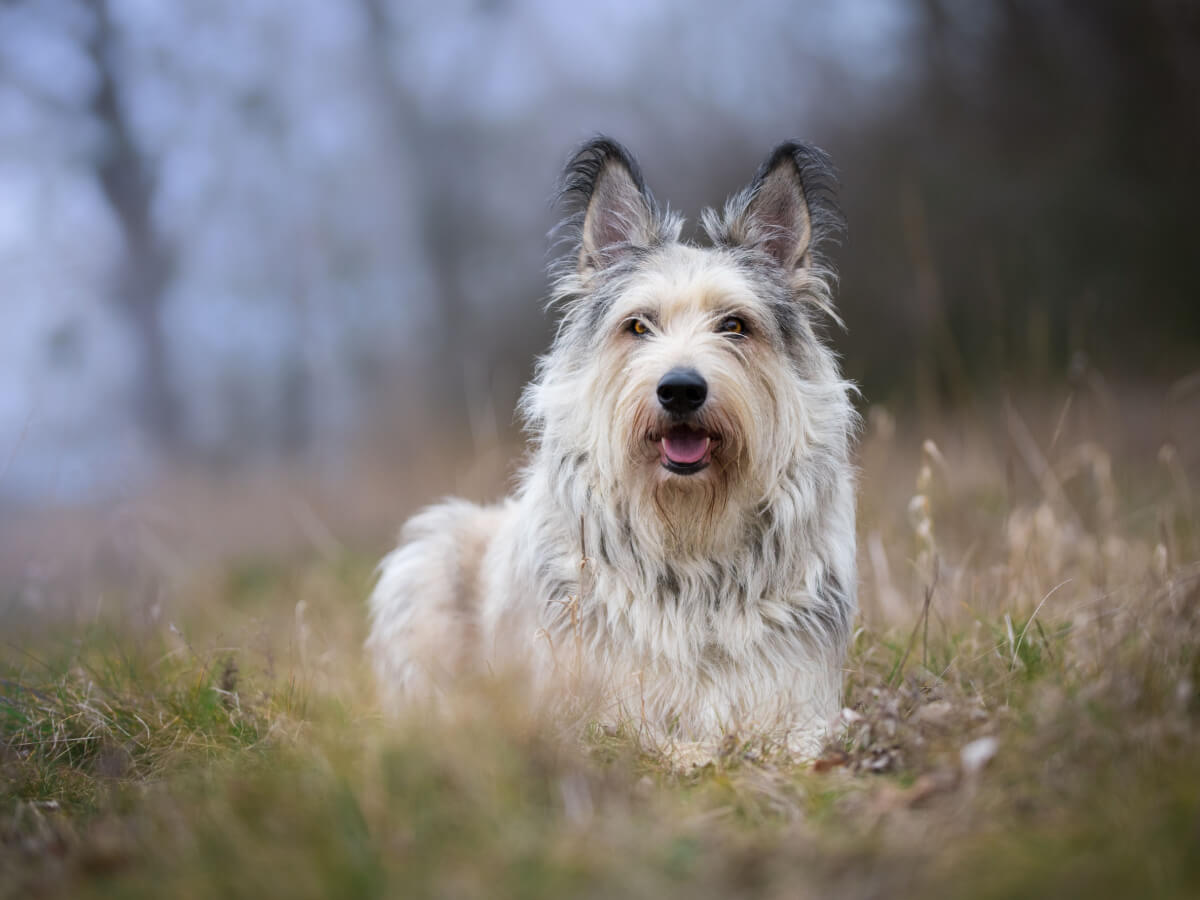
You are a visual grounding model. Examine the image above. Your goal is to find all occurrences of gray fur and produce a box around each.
[368,138,858,757]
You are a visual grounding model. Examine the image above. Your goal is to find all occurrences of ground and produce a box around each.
[2,384,1198,898]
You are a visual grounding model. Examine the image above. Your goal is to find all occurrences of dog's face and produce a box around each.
[588,245,807,491]
[527,139,851,547]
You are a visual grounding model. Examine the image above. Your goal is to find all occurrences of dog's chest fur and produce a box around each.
[478,455,853,749]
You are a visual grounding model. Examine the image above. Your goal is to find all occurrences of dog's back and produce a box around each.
[366,499,509,700]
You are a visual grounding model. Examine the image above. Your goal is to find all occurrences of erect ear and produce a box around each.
[561,137,660,277]
[715,141,840,277]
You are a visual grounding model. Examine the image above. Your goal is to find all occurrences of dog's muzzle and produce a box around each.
[653,369,716,474]
[651,370,717,475]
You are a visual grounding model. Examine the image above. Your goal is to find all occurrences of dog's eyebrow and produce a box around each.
[618,311,659,326]
[704,305,767,330]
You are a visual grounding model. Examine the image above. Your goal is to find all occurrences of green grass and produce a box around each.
[2,402,1198,898]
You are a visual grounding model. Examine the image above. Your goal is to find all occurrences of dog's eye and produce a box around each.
[628,318,649,336]
[718,316,746,335]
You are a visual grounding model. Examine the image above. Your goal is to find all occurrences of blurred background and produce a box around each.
[1,0,1198,592]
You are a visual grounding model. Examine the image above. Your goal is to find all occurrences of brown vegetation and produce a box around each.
[2,383,1198,898]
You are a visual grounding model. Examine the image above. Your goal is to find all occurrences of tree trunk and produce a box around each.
[90,0,180,452]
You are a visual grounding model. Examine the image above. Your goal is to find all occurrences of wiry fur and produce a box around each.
[368,137,858,756]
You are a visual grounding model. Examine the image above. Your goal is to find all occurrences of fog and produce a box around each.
[1,0,1195,507]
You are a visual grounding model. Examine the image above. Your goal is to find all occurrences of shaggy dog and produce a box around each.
[368,137,857,756]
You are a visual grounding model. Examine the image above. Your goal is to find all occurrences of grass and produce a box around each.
[2,387,1199,898]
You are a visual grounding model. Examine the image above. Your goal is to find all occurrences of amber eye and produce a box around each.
[718,316,746,335]
[629,318,649,336]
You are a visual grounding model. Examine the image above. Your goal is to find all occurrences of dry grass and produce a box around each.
[2,383,1199,898]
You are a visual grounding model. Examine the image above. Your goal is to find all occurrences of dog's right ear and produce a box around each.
[561,138,660,278]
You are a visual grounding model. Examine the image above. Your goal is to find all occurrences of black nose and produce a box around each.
[656,368,708,414]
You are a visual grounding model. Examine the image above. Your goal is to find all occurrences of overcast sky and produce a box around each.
[0,0,911,506]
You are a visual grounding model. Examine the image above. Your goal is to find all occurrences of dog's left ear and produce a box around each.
[712,142,840,279]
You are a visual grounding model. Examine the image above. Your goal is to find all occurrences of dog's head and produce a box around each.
[526,138,854,548]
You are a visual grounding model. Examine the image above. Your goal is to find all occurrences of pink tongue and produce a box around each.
[662,431,709,465]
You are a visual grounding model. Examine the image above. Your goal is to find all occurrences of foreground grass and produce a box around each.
[2,397,1199,898]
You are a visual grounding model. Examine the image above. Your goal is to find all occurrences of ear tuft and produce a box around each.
[559,137,661,277]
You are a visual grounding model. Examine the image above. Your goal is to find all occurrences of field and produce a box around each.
[2,383,1198,899]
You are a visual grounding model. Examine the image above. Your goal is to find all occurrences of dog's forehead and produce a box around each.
[624,245,760,318]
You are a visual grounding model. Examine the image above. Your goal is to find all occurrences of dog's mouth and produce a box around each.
[657,425,715,475]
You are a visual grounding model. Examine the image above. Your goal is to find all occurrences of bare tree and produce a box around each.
[88,0,179,451]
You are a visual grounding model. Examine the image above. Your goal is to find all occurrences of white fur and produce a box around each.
[368,142,857,757]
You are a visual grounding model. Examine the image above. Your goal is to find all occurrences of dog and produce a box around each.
[367,137,857,756]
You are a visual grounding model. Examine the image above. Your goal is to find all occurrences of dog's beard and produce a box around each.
[614,399,756,553]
